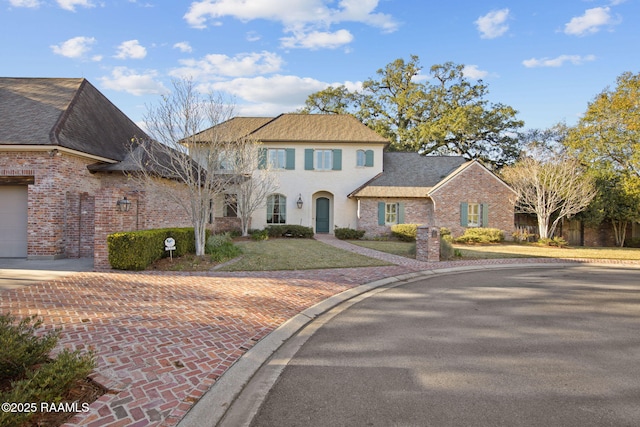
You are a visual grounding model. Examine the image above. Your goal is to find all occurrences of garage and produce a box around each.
[0,186,28,258]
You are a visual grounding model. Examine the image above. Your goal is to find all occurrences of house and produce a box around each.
[197,114,517,238]
[0,77,192,267]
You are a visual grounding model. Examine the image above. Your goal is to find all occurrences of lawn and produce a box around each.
[349,240,640,261]
[218,238,392,271]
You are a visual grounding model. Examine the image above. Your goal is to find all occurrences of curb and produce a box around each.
[177,261,589,427]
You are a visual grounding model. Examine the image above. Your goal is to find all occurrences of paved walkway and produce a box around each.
[1,237,638,427]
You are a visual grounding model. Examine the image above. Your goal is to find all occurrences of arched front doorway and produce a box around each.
[315,197,330,233]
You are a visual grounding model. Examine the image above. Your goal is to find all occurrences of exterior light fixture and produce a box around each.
[116,196,131,212]
[296,194,303,209]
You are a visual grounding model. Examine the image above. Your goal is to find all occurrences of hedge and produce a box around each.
[334,227,366,240]
[454,227,504,244]
[265,225,314,238]
[391,224,421,242]
[108,227,197,270]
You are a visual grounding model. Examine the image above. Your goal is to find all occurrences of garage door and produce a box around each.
[0,186,28,257]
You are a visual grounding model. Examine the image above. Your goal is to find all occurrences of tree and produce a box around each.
[130,78,257,256]
[302,56,523,167]
[501,157,597,239]
[565,71,640,195]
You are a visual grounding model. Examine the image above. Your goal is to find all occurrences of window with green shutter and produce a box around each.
[285,148,295,170]
[461,202,488,227]
[365,149,374,167]
[332,149,342,170]
[305,149,314,170]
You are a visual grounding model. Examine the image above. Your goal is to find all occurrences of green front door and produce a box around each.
[316,197,330,233]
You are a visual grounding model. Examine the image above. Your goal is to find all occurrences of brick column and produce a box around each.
[416,226,440,262]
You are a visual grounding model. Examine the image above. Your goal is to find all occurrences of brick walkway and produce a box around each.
[2,237,639,427]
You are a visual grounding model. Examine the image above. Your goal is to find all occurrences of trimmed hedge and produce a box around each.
[391,224,421,242]
[454,227,504,244]
[265,225,314,238]
[108,227,197,270]
[334,227,365,240]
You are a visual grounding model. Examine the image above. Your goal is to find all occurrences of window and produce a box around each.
[268,148,286,169]
[266,194,286,224]
[385,203,397,224]
[356,149,374,167]
[315,149,333,170]
[223,194,237,218]
[460,202,488,227]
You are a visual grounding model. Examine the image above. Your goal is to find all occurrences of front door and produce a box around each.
[316,197,330,233]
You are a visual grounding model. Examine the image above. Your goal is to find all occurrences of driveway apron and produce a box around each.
[249,265,640,427]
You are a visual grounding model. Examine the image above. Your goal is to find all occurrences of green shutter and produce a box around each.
[258,148,267,169]
[332,149,342,170]
[460,202,468,226]
[285,148,295,170]
[305,149,314,170]
[378,202,385,225]
[365,150,374,167]
[398,203,405,224]
[481,203,489,227]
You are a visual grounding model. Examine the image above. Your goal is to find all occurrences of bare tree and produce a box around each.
[501,157,597,239]
[129,78,243,256]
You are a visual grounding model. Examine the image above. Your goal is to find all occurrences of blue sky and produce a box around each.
[1,0,637,131]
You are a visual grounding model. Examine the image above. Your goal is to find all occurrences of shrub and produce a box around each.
[251,229,269,241]
[206,233,242,262]
[391,224,420,242]
[538,236,568,248]
[108,227,196,270]
[334,227,366,240]
[0,314,60,380]
[624,238,640,248]
[440,238,455,260]
[0,314,95,427]
[266,225,314,238]
[454,228,504,244]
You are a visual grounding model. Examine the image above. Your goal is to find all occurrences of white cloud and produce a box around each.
[173,42,193,53]
[99,67,168,96]
[50,36,98,59]
[170,51,284,80]
[522,54,596,68]
[281,29,354,49]
[183,0,398,48]
[462,65,489,80]
[475,9,510,39]
[8,0,41,8]
[207,74,327,105]
[564,7,616,36]
[246,31,261,42]
[115,40,147,59]
[56,0,94,11]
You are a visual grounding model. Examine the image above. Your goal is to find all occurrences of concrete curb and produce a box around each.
[176,261,630,427]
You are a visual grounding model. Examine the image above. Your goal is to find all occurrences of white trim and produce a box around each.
[0,145,118,163]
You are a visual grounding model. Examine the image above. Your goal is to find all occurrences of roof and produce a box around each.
[350,153,467,198]
[0,77,147,161]
[191,114,390,145]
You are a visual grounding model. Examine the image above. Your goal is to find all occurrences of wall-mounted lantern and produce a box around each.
[116,196,131,212]
[296,194,303,209]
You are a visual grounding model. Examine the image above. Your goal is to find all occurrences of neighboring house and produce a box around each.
[0,77,192,267]
[197,115,517,238]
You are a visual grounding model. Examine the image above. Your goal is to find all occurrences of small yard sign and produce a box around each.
[165,237,176,260]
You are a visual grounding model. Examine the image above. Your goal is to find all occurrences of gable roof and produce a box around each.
[191,114,389,145]
[428,159,517,196]
[0,77,147,161]
[349,153,467,198]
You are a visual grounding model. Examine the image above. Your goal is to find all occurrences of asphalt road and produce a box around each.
[246,265,640,427]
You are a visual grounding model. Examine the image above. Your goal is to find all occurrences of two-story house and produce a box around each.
[197,114,517,238]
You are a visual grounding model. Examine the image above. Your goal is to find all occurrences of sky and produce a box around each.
[1,0,638,132]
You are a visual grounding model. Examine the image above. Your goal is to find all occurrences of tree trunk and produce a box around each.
[612,220,627,247]
[538,215,550,239]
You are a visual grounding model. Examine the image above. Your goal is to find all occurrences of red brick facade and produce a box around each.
[357,198,433,237]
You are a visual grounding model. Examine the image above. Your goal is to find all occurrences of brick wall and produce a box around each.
[430,162,516,238]
[357,198,434,237]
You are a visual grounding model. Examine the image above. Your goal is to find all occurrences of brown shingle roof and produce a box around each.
[192,114,390,144]
[0,77,147,161]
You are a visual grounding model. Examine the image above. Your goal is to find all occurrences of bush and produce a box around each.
[251,229,269,241]
[391,224,421,242]
[454,228,504,244]
[266,225,314,238]
[334,227,365,240]
[206,233,242,262]
[108,227,196,270]
[624,238,640,248]
[440,238,455,260]
[0,314,60,380]
[538,236,568,248]
[440,227,453,243]
[0,314,95,427]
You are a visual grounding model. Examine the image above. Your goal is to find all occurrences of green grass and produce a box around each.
[218,239,391,271]
[348,240,416,258]
[348,240,640,262]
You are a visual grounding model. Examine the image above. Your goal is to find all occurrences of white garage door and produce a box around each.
[0,186,28,258]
